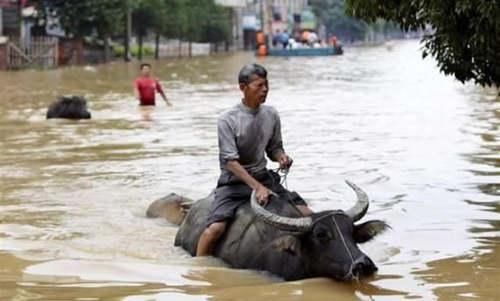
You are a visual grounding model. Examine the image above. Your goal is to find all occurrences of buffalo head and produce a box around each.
[251,181,389,281]
[46,96,91,119]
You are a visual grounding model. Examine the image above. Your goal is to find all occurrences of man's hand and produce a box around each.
[277,153,293,170]
[225,160,273,206]
[163,98,172,106]
[255,184,272,206]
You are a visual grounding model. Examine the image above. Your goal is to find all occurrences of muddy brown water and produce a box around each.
[0,41,498,300]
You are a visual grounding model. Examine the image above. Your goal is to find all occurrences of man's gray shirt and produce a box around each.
[217,102,284,185]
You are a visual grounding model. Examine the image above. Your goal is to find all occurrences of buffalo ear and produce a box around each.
[272,235,301,256]
[354,220,390,243]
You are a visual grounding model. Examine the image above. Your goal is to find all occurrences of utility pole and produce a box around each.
[18,0,24,46]
[259,0,264,34]
[124,0,132,62]
[0,6,3,36]
[260,0,271,46]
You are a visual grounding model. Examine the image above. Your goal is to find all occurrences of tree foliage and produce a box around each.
[309,0,368,41]
[128,0,231,58]
[345,0,499,87]
[34,0,124,39]
[33,0,232,46]
[128,0,231,43]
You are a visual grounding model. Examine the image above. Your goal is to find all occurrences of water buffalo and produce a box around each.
[147,181,389,281]
[46,96,91,119]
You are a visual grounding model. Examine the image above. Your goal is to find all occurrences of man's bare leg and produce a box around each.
[196,221,226,256]
[297,205,313,216]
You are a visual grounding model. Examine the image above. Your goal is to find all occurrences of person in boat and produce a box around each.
[329,36,338,48]
[301,30,310,45]
[280,30,290,49]
[307,32,318,46]
[272,29,281,47]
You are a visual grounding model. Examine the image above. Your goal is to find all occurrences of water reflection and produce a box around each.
[415,88,499,300]
[16,258,408,301]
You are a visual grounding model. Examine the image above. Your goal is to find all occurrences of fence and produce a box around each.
[144,40,212,58]
[6,36,58,69]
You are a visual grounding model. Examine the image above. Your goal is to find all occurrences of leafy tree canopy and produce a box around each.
[346,0,499,87]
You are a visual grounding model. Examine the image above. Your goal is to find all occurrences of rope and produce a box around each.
[273,166,290,189]
[331,215,357,279]
[268,166,304,216]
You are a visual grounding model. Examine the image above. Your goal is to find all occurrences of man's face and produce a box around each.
[241,75,269,104]
[141,66,151,76]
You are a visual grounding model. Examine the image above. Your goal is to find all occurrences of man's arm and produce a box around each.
[266,110,292,169]
[156,80,172,106]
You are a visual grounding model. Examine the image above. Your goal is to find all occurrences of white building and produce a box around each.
[271,0,308,16]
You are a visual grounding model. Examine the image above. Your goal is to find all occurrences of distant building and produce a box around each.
[241,0,312,49]
[1,0,21,37]
[0,1,72,69]
[214,0,312,50]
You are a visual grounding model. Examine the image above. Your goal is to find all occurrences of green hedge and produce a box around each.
[113,45,154,57]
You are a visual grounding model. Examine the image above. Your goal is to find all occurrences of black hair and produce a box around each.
[140,63,152,70]
[238,63,267,85]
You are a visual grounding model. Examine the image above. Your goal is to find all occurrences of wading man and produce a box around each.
[134,63,171,106]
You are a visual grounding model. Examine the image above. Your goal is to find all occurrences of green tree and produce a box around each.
[309,0,403,42]
[131,0,176,60]
[309,0,368,41]
[130,0,231,58]
[181,0,232,44]
[35,0,233,61]
[198,2,232,44]
[132,0,157,60]
[93,2,124,62]
[33,0,124,62]
[161,0,188,39]
[345,0,499,87]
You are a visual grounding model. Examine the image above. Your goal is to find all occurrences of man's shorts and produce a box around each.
[205,170,307,227]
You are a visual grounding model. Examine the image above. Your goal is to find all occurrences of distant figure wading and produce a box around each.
[134,63,171,106]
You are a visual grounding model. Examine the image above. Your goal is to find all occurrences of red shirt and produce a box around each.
[135,77,164,105]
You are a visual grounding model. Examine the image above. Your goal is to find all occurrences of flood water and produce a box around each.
[0,40,498,301]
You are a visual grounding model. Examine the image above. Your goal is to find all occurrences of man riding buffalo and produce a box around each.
[196,63,313,256]
[148,64,389,281]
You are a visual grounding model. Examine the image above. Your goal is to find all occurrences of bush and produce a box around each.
[113,45,154,58]
[113,45,125,57]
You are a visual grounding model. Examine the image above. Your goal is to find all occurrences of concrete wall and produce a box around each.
[143,40,211,57]
[214,0,247,7]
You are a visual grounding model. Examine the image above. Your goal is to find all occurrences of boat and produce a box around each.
[265,46,343,57]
